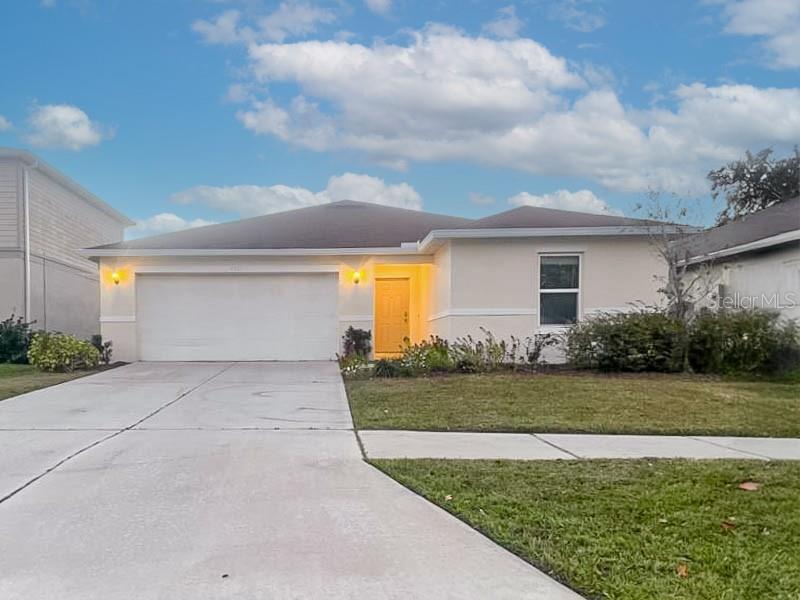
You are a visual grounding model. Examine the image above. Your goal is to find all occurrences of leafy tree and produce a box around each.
[708,147,799,224]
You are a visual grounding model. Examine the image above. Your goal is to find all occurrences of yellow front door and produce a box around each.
[374,278,410,354]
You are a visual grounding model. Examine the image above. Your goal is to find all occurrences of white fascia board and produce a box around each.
[418,225,693,251]
[682,229,800,266]
[80,246,424,258]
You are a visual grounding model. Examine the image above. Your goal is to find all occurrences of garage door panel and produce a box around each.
[136,273,338,361]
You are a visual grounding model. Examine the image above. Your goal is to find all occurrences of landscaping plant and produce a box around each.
[341,326,371,358]
[566,307,800,375]
[90,334,114,365]
[0,314,35,364]
[689,309,800,375]
[566,309,685,372]
[28,332,100,372]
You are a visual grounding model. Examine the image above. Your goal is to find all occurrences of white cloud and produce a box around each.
[714,0,800,69]
[548,0,606,32]
[259,1,336,42]
[193,9,244,45]
[204,22,800,194]
[482,5,524,39]
[507,189,622,215]
[0,115,12,131]
[193,2,335,45]
[364,0,392,16]
[25,104,112,150]
[129,213,216,238]
[171,172,422,217]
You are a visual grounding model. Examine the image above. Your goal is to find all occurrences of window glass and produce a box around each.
[540,292,578,325]
[540,256,579,289]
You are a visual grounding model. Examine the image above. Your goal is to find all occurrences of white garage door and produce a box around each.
[136,273,339,361]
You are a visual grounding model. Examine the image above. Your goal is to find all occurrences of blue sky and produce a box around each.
[0,0,798,236]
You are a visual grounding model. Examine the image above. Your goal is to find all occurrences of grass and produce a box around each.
[0,363,102,401]
[373,458,800,600]
[346,372,800,437]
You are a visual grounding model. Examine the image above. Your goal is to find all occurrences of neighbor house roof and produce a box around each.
[85,199,684,257]
[0,147,134,226]
[682,197,800,263]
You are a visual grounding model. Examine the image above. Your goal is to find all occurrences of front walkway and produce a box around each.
[360,430,800,460]
[0,362,579,600]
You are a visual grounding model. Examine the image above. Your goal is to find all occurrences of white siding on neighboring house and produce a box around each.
[28,168,124,273]
[0,151,130,337]
[0,160,20,248]
[710,244,800,322]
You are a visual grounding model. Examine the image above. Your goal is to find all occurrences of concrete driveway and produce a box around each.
[0,362,579,599]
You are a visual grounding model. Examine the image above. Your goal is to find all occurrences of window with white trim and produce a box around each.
[539,255,580,325]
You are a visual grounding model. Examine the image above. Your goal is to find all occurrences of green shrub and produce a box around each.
[566,310,685,372]
[450,328,509,372]
[689,310,800,375]
[342,326,371,358]
[373,358,410,378]
[0,314,35,364]
[28,332,100,372]
[337,352,369,377]
[400,336,454,375]
[90,334,113,365]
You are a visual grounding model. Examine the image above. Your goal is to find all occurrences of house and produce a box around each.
[83,200,673,362]
[682,197,800,321]
[0,148,133,339]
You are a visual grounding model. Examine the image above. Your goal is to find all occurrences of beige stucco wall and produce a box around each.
[434,236,665,342]
[96,236,666,362]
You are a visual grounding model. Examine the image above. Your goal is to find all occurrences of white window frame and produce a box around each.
[538,253,582,330]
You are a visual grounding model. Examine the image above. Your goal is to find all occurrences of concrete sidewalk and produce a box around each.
[360,430,800,460]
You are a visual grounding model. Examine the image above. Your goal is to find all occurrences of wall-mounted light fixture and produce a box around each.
[352,270,362,285]
[111,271,121,285]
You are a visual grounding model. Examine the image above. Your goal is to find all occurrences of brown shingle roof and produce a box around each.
[466,205,657,229]
[90,199,680,253]
[92,200,473,250]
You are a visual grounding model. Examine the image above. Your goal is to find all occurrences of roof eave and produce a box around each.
[418,225,695,252]
[682,229,800,266]
[79,245,426,258]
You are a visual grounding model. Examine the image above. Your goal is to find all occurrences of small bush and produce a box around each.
[338,352,369,377]
[373,358,409,378]
[566,310,685,372]
[0,314,35,364]
[342,326,371,358]
[400,336,454,375]
[450,328,510,372]
[689,310,800,375]
[28,332,100,372]
[90,334,113,365]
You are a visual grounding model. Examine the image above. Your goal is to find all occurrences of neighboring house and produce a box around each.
[682,197,800,322]
[0,148,133,339]
[83,200,673,362]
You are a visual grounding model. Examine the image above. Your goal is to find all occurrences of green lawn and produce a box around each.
[374,458,800,600]
[346,372,800,437]
[0,363,101,401]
